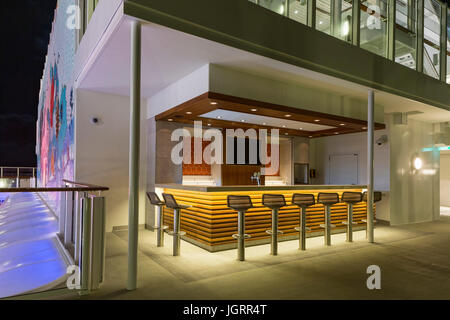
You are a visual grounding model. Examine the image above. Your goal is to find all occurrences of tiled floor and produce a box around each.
[60,214,450,300]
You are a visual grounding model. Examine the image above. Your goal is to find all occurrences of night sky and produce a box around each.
[0,0,56,168]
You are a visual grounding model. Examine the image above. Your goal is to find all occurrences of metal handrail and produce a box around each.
[0,186,109,193]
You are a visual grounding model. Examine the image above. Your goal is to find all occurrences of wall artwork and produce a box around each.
[36,0,76,188]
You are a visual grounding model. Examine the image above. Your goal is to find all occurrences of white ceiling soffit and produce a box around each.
[78,16,450,123]
[201,110,335,131]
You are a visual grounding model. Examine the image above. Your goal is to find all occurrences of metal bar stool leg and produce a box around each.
[324,205,331,246]
[173,209,181,256]
[237,211,245,261]
[271,209,279,256]
[300,207,307,250]
[346,204,353,242]
[156,205,165,247]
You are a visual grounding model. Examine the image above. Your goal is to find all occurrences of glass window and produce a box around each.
[259,0,288,15]
[315,0,353,41]
[395,0,417,69]
[288,0,308,25]
[360,0,389,58]
[423,0,441,79]
[316,0,332,35]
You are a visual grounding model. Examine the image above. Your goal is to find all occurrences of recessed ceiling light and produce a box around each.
[207,124,212,126]
[334,132,339,135]
[363,127,367,130]
[217,116,222,119]
[314,119,320,122]
[250,108,258,112]
[210,102,218,105]
[241,120,245,122]
[319,21,323,25]
[168,119,173,122]
[282,125,286,128]
[285,114,292,118]
[299,128,303,130]
[340,124,345,126]
[262,123,267,125]
[285,133,289,135]
[294,10,298,14]
[186,112,192,115]
[309,136,313,138]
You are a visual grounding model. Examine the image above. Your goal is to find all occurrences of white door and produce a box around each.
[329,154,358,185]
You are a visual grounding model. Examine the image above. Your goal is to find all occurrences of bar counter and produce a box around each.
[155,184,374,252]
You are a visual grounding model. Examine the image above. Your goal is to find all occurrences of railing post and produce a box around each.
[416,0,424,73]
[64,191,75,247]
[16,168,20,188]
[91,196,106,289]
[439,2,447,83]
[80,195,93,293]
[1,167,3,179]
[307,0,316,28]
[367,90,375,243]
[74,191,85,265]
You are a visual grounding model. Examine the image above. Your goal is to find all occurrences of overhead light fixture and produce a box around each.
[334,132,339,135]
[217,116,222,119]
[285,133,289,136]
[207,124,212,127]
[309,136,313,138]
[282,125,286,128]
[210,102,218,105]
[294,10,299,14]
[285,114,292,118]
[186,112,192,115]
[314,119,320,122]
[262,122,267,126]
[319,21,323,25]
[413,157,423,170]
[341,20,350,37]
[241,120,245,122]
[299,128,303,130]
[250,108,258,112]
[363,127,367,130]
[168,119,173,122]
[340,124,346,126]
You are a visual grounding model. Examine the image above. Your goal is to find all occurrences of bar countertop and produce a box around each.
[156,184,367,192]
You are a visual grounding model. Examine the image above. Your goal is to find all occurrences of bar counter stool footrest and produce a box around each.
[232,234,251,240]
[294,226,311,232]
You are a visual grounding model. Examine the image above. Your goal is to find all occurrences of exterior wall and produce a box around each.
[388,116,440,225]
[441,153,450,207]
[76,90,147,231]
[37,0,76,188]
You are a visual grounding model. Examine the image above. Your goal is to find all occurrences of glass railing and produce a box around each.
[249,0,449,84]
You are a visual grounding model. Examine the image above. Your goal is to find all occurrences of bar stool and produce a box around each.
[162,193,191,256]
[147,192,169,247]
[341,192,363,243]
[291,194,315,251]
[227,195,253,261]
[362,191,382,237]
[262,194,286,256]
[317,193,339,246]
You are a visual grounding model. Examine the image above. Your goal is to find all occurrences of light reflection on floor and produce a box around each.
[441,206,450,216]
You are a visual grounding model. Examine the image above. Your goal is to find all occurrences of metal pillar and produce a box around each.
[387,0,396,60]
[127,20,141,291]
[367,90,375,243]
[416,0,424,73]
[173,209,181,256]
[80,196,92,292]
[331,0,342,38]
[237,211,246,261]
[307,0,316,28]
[352,0,361,46]
[439,2,447,83]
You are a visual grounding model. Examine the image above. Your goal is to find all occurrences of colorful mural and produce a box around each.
[37,0,76,187]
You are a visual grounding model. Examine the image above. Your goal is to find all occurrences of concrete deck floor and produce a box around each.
[56,213,450,300]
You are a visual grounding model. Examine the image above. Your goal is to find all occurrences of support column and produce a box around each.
[387,0,396,60]
[439,2,447,82]
[331,0,342,38]
[416,0,424,73]
[367,90,375,243]
[307,0,316,28]
[352,0,360,46]
[127,20,141,291]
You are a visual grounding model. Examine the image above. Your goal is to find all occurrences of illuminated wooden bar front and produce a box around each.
[157,185,374,252]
